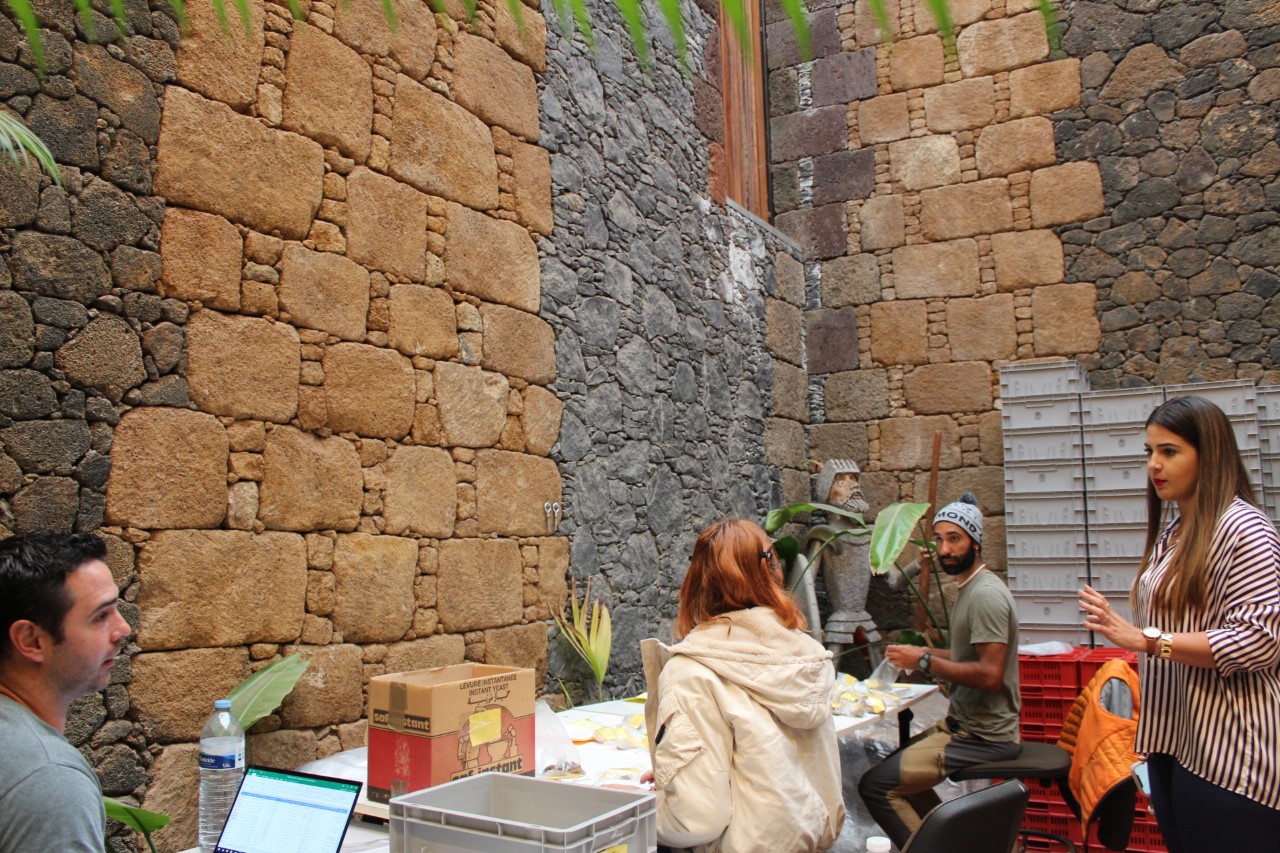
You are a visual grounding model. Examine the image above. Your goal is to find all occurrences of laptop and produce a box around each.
[214,766,363,853]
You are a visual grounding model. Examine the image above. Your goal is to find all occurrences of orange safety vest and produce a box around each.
[1056,659,1141,829]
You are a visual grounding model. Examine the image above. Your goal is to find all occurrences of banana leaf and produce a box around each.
[228,653,309,732]
[868,502,930,576]
[765,501,867,534]
[104,799,170,853]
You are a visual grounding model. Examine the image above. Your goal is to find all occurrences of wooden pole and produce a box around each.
[915,430,943,634]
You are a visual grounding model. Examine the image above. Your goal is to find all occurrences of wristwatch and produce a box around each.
[1142,626,1161,655]
[1142,626,1174,659]
[918,652,932,673]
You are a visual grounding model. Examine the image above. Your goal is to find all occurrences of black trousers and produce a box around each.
[1146,753,1280,853]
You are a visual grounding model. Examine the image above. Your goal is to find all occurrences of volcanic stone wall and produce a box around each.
[538,0,803,696]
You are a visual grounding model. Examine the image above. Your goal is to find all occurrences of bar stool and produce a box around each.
[949,742,1077,852]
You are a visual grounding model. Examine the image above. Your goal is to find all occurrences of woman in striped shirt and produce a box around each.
[1079,395,1280,853]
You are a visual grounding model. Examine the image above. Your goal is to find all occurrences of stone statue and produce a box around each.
[785,459,881,659]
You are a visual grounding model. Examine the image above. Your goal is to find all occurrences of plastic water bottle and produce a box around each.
[866,836,892,853]
[199,699,245,853]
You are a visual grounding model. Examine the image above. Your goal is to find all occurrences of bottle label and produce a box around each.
[199,748,245,770]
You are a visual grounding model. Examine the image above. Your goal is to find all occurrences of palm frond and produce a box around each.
[0,109,63,186]
[920,0,954,53]
[1036,0,1060,52]
[655,0,688,72]
[6,0,45,74]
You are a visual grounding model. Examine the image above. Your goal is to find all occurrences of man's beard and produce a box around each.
[939,547,977,576]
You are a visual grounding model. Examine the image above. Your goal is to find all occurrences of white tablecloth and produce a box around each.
[180,686,940,852]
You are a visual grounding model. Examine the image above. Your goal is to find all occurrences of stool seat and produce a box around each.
[950,742,1071,782]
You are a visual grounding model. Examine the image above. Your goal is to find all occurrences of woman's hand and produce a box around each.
[1079,584,1145,652]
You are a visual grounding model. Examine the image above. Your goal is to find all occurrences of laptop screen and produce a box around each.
[215,766,363,853]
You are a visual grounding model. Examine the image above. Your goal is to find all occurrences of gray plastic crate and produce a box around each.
[1015,591,1082,625]
[1090,558,1141,595]
[1000,361,1089,398]
[1082,422,1147,460]
[1006,525,1089,562]
[1008,563,1086,593]
[389,773,657,853]
[1003,425,1084,463]
[1163,380,1256,418]
[1257,385,1280,424]
[1085,490,1150,527]
[1083,457,1148,492]
[1006,460,1086,494]
[1006,493,1086,528]
[1087,522,1148,560]
[1002,393,1083,431]
[1081,386,1164,426]
[1019,622,1092,648]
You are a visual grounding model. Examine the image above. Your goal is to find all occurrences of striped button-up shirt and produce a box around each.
[1135,497,1280,809]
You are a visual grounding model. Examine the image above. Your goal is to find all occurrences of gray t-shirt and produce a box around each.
[0,695,105,853]
[947,570,1021,742]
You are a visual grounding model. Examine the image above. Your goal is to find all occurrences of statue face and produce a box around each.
[827,471,862,506]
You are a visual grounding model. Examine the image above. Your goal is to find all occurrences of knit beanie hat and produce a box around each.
[934,492,982,545]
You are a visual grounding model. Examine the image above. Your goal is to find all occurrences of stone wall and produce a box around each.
[765,0,1279,620]
[2,0,801,847]
[3,0,573,849]
[538,0,802,696]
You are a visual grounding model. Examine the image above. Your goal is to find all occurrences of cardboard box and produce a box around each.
[366,664,535,804]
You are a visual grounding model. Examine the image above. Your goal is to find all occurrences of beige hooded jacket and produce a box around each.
[641,607,845,853]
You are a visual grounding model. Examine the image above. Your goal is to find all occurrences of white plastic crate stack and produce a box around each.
[1258,386,1280,524]
[1001,362,1090,647]
[1002,367,1278,647]
[1081,385,1165,629]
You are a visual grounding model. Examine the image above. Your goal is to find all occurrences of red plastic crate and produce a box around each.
[1020,652,1082,689]
[1020,720,1065,744]
[1021,695,1076,725]
[1126,816,1166,852]
[1020,682,1082,702]
[1076,647,1137,687]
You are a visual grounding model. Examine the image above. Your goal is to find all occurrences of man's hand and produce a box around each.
[885,644,928,670]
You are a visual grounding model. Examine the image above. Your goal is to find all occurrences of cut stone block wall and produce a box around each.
[766,0,1279,625]
[3,0,799,844]
[1,0,573,848]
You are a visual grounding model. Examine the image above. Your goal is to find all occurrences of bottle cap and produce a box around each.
[867,836,892,853]
[214,699,232,709]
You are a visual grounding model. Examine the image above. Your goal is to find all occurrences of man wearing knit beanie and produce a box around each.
[859,493,1021,849]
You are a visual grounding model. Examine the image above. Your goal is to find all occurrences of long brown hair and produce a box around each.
[676,519,806,638]
[1135,395,1257,612]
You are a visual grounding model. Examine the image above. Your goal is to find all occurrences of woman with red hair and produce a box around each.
[641,519,845,853]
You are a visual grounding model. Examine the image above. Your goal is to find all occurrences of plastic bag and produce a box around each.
[534,700,584,779]
[865,657,901,690]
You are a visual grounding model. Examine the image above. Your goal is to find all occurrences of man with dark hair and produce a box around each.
[858,493,1021,849]
[0,532,131,853]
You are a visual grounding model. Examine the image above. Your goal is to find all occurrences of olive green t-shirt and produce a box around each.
[948,570,1021,742]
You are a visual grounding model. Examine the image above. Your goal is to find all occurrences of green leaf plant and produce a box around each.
[765,500,956,650]
[103,800,170,853]
[551,575,612,703]
[103,653,309,852]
